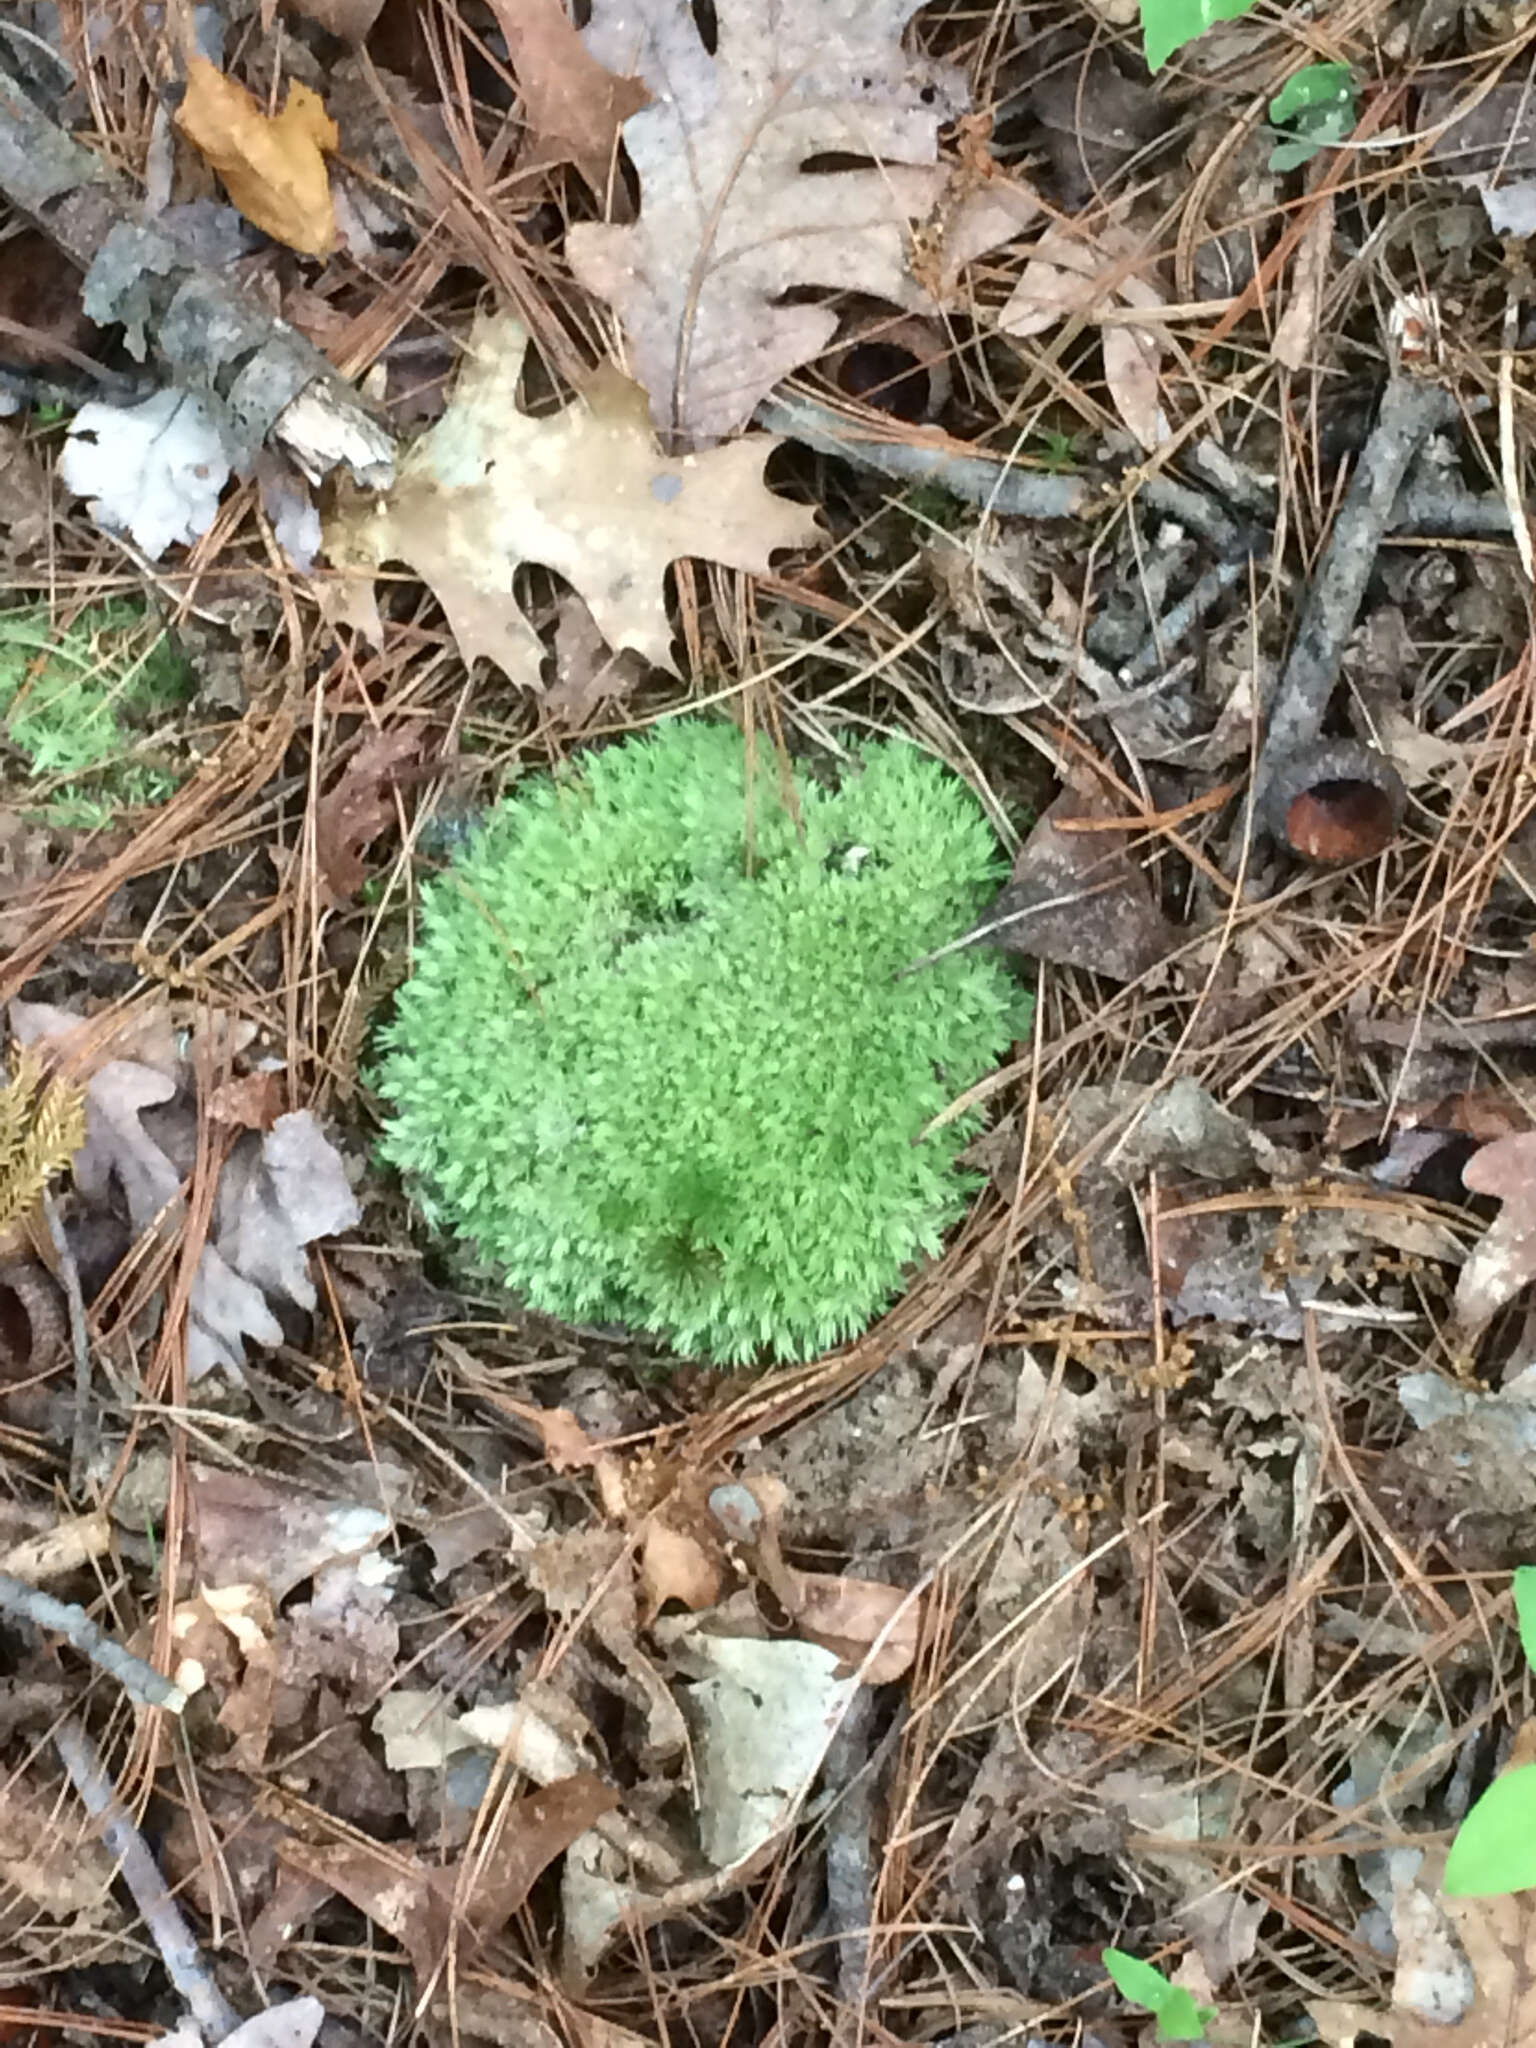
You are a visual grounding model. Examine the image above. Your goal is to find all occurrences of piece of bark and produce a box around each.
[0,58,391,486]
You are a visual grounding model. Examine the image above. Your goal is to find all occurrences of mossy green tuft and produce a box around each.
[376,721,1024,1363]
[0,603,190,827]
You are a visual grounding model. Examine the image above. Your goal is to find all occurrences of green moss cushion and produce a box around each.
[376,720,1023,1362]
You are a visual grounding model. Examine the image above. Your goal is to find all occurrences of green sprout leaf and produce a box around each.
[1141,0,1256,74]
[1444,1764,1536,1896]
[1269,63,1356,123]
[375,722,1026,1365]
[1513,1566,1536,1674]
[1265,64,1358,171]
[1103,1949,1217,2041]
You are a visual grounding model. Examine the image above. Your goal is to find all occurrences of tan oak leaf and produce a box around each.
[568,0,996,443]
[326,312,820,688]
[485,0,648,197]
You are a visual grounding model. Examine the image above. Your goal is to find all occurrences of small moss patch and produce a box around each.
[0,603,191,827]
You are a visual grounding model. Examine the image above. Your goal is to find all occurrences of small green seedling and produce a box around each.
[1032,426,1082,473]
[1140,0,1256,74]
[1103,1949,1217,2042]
[1267,65,1359,171]
[1444,1567,1536,1896]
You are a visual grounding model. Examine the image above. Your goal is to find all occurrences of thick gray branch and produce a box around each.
[0,59,392,485]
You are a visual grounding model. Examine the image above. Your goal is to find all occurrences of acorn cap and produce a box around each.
[1264,739,1407,865]
[824,314,952,424]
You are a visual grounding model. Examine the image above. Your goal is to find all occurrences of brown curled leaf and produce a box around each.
[314,729,426,902]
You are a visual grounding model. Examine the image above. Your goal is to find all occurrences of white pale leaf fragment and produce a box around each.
[373,1688,478,1771]
[61,388,232,560]
[679,1633,859,1869]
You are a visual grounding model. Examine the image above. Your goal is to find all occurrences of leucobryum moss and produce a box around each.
[376,721,1025,1364]
[0,603,190,828]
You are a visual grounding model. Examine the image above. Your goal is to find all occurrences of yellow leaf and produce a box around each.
[175,58,337,258]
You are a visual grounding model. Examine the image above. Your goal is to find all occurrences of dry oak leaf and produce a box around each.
[485,0,648,196]
[999,223,1168,452]
[176,58,338,258]
[326,311,820,688]
[313,726,426,901]
[280,1774,617,1983]
[1312,1892,1536,2048]
[568,0,983,443]
[1456,1131,1536,1336]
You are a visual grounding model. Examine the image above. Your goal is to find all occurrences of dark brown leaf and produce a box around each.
[971,777,1176,982]
[484,0,648,197]
[314,728,425,901]
[280,1772,617,1982]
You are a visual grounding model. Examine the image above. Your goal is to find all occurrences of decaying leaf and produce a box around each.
[0,1771,119,1917]
[10,999,361,1377]
[1420,82,1536,238]
[314,727,427,901]
[288,0,385,39]
[280,1774,616,1983]
[678,1632,859,1868]
[742,1475,922,1680]
[60,389,232,562]
[638,1516,725,1621]
[175,58,338,258]
[487,1394,606,1473]
[569,0,999,442]
[546,591,647,728]
[999,223,1168,451]
[374,1689,479,1771]
[187,1465,391,1600]
[781,1570,921,1683]
[559,1629,863,1980]
[326,311,820,689]
[486,0,648,195]
[0,429,52,555]
[1455,1132,1536,1336]
[1311,1891,1536,2048]
[962,778,1176,983]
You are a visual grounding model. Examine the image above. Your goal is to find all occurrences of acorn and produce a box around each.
[1264,739,1407,865]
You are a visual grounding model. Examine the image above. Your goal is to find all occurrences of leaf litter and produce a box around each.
[8,0,1536,2039]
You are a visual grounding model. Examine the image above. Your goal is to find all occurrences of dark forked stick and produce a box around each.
[1256,375,1457,862]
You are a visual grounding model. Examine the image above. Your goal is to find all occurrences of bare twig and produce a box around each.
[41,1192,94,1495]
[0,1571,186,1712]
[55,1717,240,2040]
[821,1686,877,2019]
[1122,556,1250,684]
[1255,375,1458,817]
[755,392,1088,519]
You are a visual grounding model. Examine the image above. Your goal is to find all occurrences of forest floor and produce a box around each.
[1,1,1535,2045]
